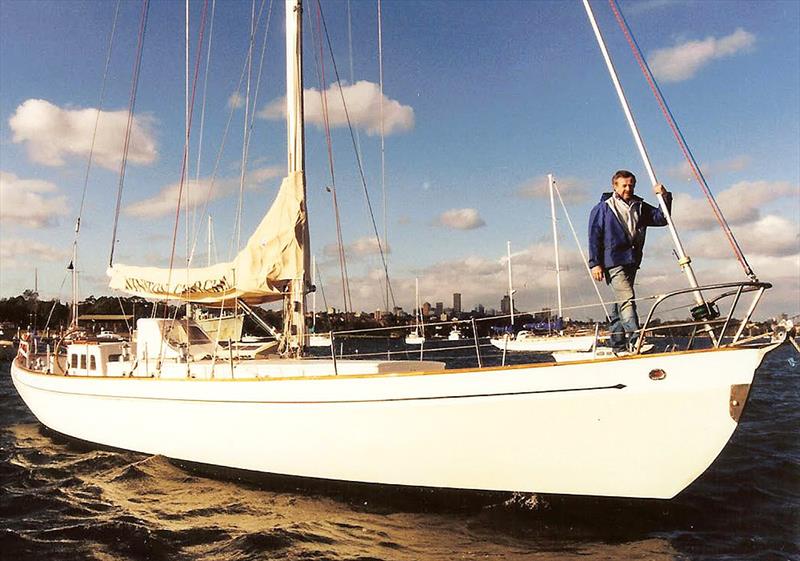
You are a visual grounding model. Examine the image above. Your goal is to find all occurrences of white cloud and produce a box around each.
[672,179,797,231]
[437,208,486,230]
[665,154,751,182]
[648,28,755,83]
[690,214,800,259]
[124,166,282,218]
[323,236,389,262]
[515,175,589,203]
[8,99,157,170]
[0,237,67,265]
[625,0,682,14]
[0,171,70,228]
[228,92,244,109]
[259,80,414,136]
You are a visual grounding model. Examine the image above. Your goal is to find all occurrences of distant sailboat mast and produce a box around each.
[548,174,563,319]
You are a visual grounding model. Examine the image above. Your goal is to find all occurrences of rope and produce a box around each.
[315,0,397,310]
[607,0,757,281]
[109,0,150,267]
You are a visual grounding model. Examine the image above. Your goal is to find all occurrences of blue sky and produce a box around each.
[1,0,798,320]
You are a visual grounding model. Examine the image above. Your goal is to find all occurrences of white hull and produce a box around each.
[10,343,774,499]
[490,334,596,352]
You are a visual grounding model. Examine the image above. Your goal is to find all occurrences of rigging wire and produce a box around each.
[607,0,757,281]
[109,0,151,267]
[164,0,209,307]
[233,0,275,254]
[310,0,353,314]
[315,259,329,313]
[71,0,121,326]
[346,0,363,158]
[235,0,257,252]
[246,0,275,148]
[315,0,397,310]
[377,0,388,312]
[551,180,611,321]
[187,0,269,265]
[193,0,217,200]
[226,0,268,263]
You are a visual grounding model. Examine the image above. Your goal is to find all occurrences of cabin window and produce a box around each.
[108,353,122,362]
[89,355,96,370]
[79,355,86,369]
[71,354,78,368]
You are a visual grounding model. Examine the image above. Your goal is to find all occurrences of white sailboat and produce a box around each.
[491,175,598,353]
[10,0,784,500]
[405,277,426,345]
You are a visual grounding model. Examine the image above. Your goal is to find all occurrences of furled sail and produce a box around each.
[107,171,306,305]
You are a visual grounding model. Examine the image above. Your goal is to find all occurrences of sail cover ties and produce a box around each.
[107,172,307,305]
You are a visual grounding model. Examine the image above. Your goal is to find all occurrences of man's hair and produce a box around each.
[611,169,636,185]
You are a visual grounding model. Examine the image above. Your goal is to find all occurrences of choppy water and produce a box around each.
[1,343,798,561]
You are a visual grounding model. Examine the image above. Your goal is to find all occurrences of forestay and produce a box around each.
[107,171,307,305]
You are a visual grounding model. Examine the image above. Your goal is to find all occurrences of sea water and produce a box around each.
[1,343,797,561]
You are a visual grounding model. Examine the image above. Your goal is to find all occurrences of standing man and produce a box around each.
[588,170,672,352]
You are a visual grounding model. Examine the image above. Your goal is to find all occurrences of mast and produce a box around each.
[283,0,308,354]
[507,241,515,326]
[548,174,563,319]
[582,0,706,309]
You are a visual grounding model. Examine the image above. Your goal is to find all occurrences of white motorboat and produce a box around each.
[448,326,463,341]
[404,330,425,346]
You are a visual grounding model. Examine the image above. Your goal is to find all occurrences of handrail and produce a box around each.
[635,281,771,354]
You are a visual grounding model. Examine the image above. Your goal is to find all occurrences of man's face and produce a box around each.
[613,176,636,202]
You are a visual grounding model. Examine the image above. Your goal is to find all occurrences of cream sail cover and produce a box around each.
[107,171,306,305]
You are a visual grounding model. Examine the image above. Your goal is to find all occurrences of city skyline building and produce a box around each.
[453,293,462,315]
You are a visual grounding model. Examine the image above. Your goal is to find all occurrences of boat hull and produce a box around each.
[10,344,772,499]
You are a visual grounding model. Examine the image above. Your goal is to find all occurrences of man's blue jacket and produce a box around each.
[587,191,672,270]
